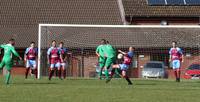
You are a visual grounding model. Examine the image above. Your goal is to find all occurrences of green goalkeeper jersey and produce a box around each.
[0,44,20,84]
[96,45,106,58]
[0,44,19,61]
[104,44,116,58]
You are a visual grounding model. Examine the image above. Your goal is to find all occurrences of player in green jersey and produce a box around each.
[0,39,22,84]
[96,39,107,79]
[103,41,116,82]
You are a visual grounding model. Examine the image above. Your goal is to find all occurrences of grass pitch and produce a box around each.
[0,76,200,102]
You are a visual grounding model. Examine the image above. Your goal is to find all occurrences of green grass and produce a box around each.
[0,76,200,102]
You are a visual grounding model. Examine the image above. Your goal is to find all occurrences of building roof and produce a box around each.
[0,0,122,48]
[123,0,200,17]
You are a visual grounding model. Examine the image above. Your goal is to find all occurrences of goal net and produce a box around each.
[37,24,200,79]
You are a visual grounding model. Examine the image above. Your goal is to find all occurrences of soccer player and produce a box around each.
[103,41,116,82]
[24,42,38,79]
[47,40,62,80]
[169,41,184,82]
[58,42,68,79]
[111,47,134,85]
[96,39,107,79]
[0,39,22,84]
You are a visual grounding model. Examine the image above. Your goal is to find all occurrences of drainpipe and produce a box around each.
[117,0,128,25]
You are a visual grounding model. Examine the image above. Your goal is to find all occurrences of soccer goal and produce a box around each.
[37,24,200,79]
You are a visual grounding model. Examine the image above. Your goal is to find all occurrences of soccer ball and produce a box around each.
[117,53,123,59]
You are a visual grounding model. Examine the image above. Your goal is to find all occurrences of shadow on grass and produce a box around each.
[12,82,57,85]
[135,83,157,86]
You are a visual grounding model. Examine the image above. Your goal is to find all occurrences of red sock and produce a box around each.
[34,69,38,79]
[124,75,132,84]
[49,69,54,80]
[25,68,30,79]
[58,70,61,79]
[174,70,178,79]
[63,69,66,79]
[110,69,116,78]
[177,69,181,79]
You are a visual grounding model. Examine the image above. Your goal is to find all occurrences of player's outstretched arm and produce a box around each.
[47,48,52,64]
[60,54,64,62]
[118,50,126,55]
[181,54,184,63]
[169,55,172,62]
[0,44,5,48]
[24,48,29,61]
[96,52,100,57]
[11,48,22,60]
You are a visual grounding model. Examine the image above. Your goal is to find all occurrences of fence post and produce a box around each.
[81,48,84,77]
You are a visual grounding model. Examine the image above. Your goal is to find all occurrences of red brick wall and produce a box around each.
[4,55,200,79]
[84,56,97,77]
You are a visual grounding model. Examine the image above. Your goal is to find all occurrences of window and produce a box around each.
[146,63,163,68]
[188,64,200,70]
[147,0,200,6]
[148,0,166,5]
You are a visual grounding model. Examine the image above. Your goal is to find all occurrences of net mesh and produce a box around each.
[39,25,200,78]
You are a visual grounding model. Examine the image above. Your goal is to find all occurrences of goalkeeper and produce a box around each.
[103,41,116,83]
[0,39,22,85]
[96,39,107,79]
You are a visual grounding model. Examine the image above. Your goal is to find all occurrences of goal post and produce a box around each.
[37,24,200,79]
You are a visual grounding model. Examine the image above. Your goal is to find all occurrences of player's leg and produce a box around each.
[176,60,181,82]
[48,64,55,80]
[110,64,120,78]
[0,61,6,84]
[98,63,104,79]
[172,60,180,82]
[172,60,177,81]
[105,57,115,83]
[61,63,66,79]
[56,62,62,80]
[122,70,132,85]
[33,68,37,79]
[0,60,5,70]
[63,68,66,79]
[104,64,110,79]
[109,57,118,78]
[105,64,122,83]
[4,60,13,85]
[25,60,30,79]
[106,58,114,77]
[176,68,181,82]
[98,57,105,79]
[5,69,11,85]
[119,64,132,85]
[31,60,37,79]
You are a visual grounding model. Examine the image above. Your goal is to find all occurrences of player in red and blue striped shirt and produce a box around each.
[169,41,184,82]
[24,42,38,79]
[47,40,62,80]
[58,42,68,79]
[110,47,134,85]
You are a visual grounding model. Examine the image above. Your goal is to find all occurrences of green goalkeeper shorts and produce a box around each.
[99,57,106,68]
[105,57,116,68]
[0,59,13,71]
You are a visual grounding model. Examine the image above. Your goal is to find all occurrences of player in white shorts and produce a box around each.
[169,41,184,82]
[58,42,68,79]
[47,40,62,80]
[24,42,38,79]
